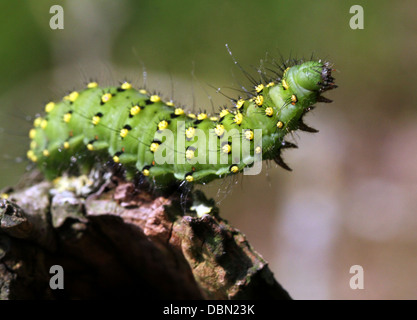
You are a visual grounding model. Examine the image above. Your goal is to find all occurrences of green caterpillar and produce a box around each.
[27,59,336,186]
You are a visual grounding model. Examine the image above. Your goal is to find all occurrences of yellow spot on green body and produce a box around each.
[130,105,141,116]
[219,109,229,118]
[185,127,195,139]
[121,82,132,90]
[120,128,129,138]
[68,91,79,102]
[255,84,264,93]
[29,129,37,139]
[255,95,264,106]
[174,108,184,115]
[244,130,254,141]
[222,144,231,154]
[87,82,98,88]
[158,120,169,131]
[214,124,225,137]
[150,95,161,103]
[63,113,72,123]
[186,149,195,160]
[45,102,55,113]
[236,99,245,109]
[233,112,243,125]
[39,119,48,129]
[150,142,159,153]
[92,115,101,125]
[230,165,239,173]
[265,107,274,117]
[101,93,112,103]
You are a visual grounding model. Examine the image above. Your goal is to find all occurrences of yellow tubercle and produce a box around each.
[230,165,239,173]
[236,99,245,109]
[233,112,243,125]
[27,150,37,162]
[158,120,169,131]
[63,113,72,123]
[291,94,297,105]
[120,82,132,90]
[101,93,112,103]
[186,149,195,160]
[214,124,225,137]
[29,129,37,139]
[87,81,98,88]
[130,105,141,116]
[150,142,159,153]
[265,107,274,117]
[222,144,231,154]
[255,84,264,93]
[33,117,42,128]
[150,95,161,103]
[120,128,129,138]
[45,102,55,113]
[67,91,79,102]
[254,95,264,106]
[174,108,184,115]
[92,115,101,125]
[185,127,195,139]
[219,109,229,118]
[244,130,254,141]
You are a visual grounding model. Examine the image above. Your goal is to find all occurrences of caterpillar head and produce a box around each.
[286,61,336,91]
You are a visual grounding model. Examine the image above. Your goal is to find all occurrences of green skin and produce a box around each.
[29,60,333,185]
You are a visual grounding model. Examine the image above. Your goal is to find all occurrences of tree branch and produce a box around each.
[0,172,291,299]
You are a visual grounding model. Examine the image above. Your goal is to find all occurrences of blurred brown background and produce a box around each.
[1,0,416,299]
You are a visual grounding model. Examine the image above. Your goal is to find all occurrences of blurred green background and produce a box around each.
[1,0,417,299]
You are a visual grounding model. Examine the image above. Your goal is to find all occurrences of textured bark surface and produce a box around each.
[0,172,291,300]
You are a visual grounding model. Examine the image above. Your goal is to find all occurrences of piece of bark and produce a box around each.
[0,172,291,300]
